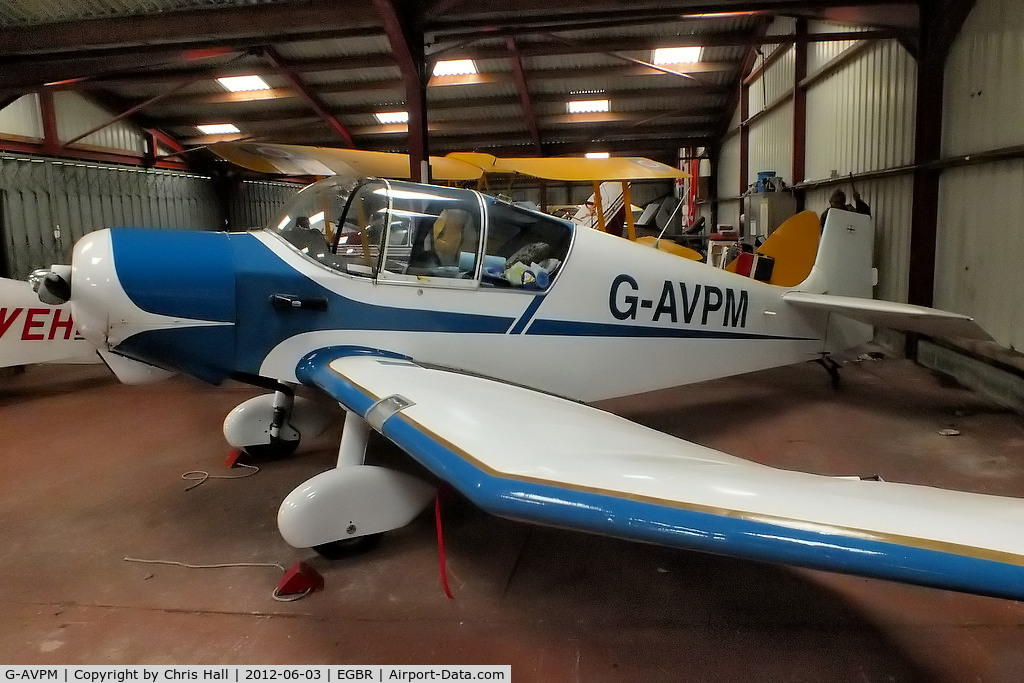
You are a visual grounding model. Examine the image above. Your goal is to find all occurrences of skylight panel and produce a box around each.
[374,111,409,124]
[433,59,478,77]
[567,99,610,114]
[196,123,239,135]
[653,46,703,64]
[217,75,271,92]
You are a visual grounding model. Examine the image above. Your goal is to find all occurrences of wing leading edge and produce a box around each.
[297,347,1024,600]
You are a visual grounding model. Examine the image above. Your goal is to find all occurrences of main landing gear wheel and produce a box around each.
[277,413,437,559]
[242,436,300,460]
[223,384,332,457]
[313,533,384,560]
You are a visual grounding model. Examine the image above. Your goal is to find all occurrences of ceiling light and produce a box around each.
[196,123,240,135]
[568,99,609,114]
[585,152,610,159]
[433,59,478,77]
[375,111,409,124]
[691,11,757,19]
[217,75,271,92]
[653,46,703,65]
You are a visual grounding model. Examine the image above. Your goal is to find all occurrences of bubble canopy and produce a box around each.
[269,176,573,290]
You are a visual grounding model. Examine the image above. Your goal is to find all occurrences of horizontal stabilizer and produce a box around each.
[783,291,991,340]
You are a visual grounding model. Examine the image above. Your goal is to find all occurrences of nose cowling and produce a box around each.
[71,229,116,350]
[72,228,238,384]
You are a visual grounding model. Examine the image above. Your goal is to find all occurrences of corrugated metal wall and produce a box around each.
[936,163,1024,351]
[936,0,1024,351]
[228,180,301,231]
[806,22,860,72]
[712,18,919,311]
[747,46,795,118]
[0,95,43,139]
[715,131,742,229]
[0,93,147,154]
[748,102,794,188]
[53,92,147,155]
[0,90,302,281]
[943,0,1024,155]
[710,5,1024,355]
[803,36,918,302]
[0,155,219,279]
[804,40,917,180]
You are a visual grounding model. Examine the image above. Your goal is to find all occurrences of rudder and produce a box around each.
[797,209,875,297]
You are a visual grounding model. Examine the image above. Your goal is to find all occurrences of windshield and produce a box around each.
[271,175,384,276]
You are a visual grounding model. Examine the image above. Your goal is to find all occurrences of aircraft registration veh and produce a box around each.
[31,174,1024,601]
[0,276,98,368]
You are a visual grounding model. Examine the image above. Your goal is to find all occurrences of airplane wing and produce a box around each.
[297,348,1024,600]
[207,142,485,181]
[446,152,687,181]
[208,142,685,182]
[783,291,992,340]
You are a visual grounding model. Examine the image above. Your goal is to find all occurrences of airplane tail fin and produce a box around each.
[737,208,873,294]
[796,208,875,298]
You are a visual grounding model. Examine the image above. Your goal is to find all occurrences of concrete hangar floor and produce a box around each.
[1,350,1023,680]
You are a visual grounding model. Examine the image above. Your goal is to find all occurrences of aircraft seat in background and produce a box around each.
[433,208,474,266]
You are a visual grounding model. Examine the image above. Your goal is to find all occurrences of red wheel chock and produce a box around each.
[276,561,325,596]
[225,448,246,468]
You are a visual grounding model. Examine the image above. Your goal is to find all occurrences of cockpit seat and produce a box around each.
[433,209,473,266]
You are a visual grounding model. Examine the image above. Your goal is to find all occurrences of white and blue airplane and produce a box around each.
[32,173,1024,600]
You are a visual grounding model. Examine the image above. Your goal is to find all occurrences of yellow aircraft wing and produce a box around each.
[446,152,687,181]
[634,236,703,260]
[208,142,484,181]
[209,142,686,182]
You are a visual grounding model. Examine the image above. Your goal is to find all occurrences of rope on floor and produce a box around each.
[123,557,312,602]
[181,462,259,491]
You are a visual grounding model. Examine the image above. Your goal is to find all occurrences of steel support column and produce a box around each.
[375,0,428,182]
[908,0,975,307]
[739,79,749,198]
[38,89,60,156]
[791,19,807,211]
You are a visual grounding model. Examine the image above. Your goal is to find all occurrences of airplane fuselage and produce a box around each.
[72,199,830,401]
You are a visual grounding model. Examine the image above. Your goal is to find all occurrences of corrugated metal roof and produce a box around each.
[273,35,392,61]
[0,0,283,27]
[0,0,901,164]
